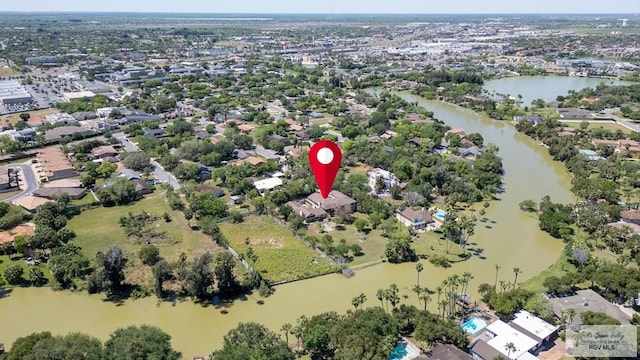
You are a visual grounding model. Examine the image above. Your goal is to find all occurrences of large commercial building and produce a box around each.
[0,80,32,105]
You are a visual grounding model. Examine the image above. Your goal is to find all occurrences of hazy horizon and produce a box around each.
[0,0,638,14]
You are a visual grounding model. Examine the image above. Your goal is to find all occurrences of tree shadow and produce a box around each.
[0,288,13,299]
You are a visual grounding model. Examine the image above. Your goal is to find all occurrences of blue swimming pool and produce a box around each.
[434,210,446,221]
[388,341,418,360]
[461,317,488,334]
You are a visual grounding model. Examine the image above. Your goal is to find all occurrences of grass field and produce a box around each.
[307,215,390,266]
[560,120,633,134]
[0,67,18,76]
[67,191,221,262]
[0,254,53,286]
[0,190,20,201]
[566,28,640,35]
[0,108,59,127]
[218,215,336,282]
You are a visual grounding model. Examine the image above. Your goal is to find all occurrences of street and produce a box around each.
[113,132,181,190]
[2,163,39,203]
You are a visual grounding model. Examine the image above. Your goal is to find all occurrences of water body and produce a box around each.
[0,79,579,357]
[483,76,631,106]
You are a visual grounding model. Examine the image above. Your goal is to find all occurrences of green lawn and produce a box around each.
[67,191,221,263]
[307,214,390,266]
[218,215,337,283]
[0,254,53,286]
[412,228,470,264]
[560,120,633,134]
[520,253,576,295]
[70,193,97,206]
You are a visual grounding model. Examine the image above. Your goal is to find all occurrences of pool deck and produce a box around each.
[400,337,422,360]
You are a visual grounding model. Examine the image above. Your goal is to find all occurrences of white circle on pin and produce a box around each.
[317,147,334,165]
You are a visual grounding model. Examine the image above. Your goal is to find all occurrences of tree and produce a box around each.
[28,266,47,286]
[92,245,127,295]
[19,112,30,121]
[96,162,117,178]
[281,323,293,346]
[518,199,536,211]
[211,322,294,360]
[416,262,424,286]
[97,177,139,206]
[353,218,368,233]
[504,342,518,360]
[153,260,172,297]
[4,264,24,284]
[214,252,240,297]
[351,292,367,312]
[184,251,214,301]
[48,244,91,288]
[122,151,151,171]
[138,244,160,265]
[104,325,179,360]
[494,264,501,290]
[512,268,522,290]
[385,233,416,263]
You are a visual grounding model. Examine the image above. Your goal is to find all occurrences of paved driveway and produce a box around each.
[2,163,39,203]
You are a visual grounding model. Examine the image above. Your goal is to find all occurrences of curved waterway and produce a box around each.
[483,75,631,106]
[1,85,577,358]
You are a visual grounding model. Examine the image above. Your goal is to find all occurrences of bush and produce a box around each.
[138,244,161,265]
[428,255,451,268]
[4,264,24,284]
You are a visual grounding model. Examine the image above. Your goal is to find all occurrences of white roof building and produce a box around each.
[485,320,539,359]
[253,177,283,193]
[367,168,398,194]
[511,310,558,343]
[63,91,96,102]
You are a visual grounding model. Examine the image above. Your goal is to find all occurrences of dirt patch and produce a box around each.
[250,237,284,248]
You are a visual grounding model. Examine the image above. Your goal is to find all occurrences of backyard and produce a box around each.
[559,120,633,134]
[0,254,52,286]
[218,215,337,283]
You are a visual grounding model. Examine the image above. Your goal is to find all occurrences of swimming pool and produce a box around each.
[434,210,446,221]
[461,317,488,335]
[388,341,418,360]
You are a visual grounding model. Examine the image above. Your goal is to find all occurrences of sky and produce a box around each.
[0,0,638,14]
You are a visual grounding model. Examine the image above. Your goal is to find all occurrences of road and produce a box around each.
[113,132,181,190]
[2,163,39,203]
[601,109,640,132]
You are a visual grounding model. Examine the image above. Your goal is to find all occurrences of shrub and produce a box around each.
[138,244,161,266]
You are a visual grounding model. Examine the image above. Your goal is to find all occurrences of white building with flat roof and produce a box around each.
[485,320,538,359]
[253,177,283,194]
[510,310,558,345]
[63,91,96,102]
[0,80,32,105]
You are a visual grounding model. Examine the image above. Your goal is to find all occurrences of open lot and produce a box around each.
[67,191,222,262]
[218,215,336,282]
[0,108,59,127]
[560,120,633,134]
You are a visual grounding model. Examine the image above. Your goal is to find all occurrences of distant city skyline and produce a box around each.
[0,0,638,14]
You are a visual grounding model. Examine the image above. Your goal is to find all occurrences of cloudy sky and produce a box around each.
[0,0,638,13]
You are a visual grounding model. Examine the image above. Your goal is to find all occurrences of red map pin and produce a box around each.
[308,140,342,199]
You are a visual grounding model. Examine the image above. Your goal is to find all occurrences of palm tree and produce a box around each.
[376,289,385,310]
[499,280,508,293]
[494,264,501,290]
[413,284,423,305]
[420,292,431,311]
[461,271,473,295]
[504,342,518,359]
[281,323,292,345]
[438,299,448,319]
[416,262,424,286]
[513,268,521,290]
[436,286,443,304]
[566,308,576,325]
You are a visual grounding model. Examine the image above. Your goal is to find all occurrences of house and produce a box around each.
[285,118,303,131]
[286,200,328,222]
[144,128,165,138]
[367,168,398,194]
[546,289,631,325]
[36,147,75,181]
[235,156,265,167]
[607,221,640,234]
[578,149,604,161]
[447,128,466,138]
[33,187,87,200]
[509,310,559,348]
[514,115,544,126]
[91,145,118,159]
[470,320,541,360]
[43,178,82,188]
[12,196,54,212]
[396,207,434,232]
[0,166,19,192]
[197,184,225,197]
[0,224,36,245]
[421,343,472,360]
[307,190,356,215]
[620,210,640,225]
[557,108,592,119]
[131,178,152,195]
[44,126,95,141]
[253,177,283,194]
[197,165,212,181]
[237,124,256,133]
[458,146,484,158]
